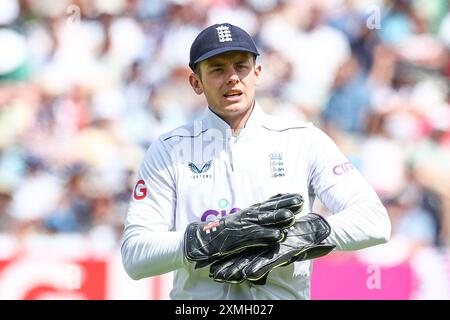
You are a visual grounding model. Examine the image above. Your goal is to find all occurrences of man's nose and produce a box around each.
[227,69,240,84]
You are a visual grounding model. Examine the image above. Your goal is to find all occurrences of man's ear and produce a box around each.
[189,73,203,95]
[254,64,262,86]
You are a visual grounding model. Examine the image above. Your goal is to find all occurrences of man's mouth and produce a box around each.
[223,90,243,98]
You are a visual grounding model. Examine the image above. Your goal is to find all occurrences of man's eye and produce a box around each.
[211,68,223,73]
[236,64,248,70]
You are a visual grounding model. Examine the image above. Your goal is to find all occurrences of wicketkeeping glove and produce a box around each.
[209,213,335,284]
[184,193,304,269]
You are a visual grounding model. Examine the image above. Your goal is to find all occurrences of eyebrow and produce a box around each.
[206,59,250,68]
[206,62,225,68]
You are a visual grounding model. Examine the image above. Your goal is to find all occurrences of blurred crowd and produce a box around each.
[0,0,449,252]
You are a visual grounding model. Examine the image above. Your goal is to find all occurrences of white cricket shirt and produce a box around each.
[121,102,391,299]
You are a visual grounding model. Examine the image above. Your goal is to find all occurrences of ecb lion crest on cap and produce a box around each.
[216,25,232,42]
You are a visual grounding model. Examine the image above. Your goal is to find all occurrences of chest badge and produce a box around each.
[269,152,285,178]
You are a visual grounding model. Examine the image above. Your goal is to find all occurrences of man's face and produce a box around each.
[189,51,261,123]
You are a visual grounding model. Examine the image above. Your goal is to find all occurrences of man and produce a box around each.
[121,23,391,299]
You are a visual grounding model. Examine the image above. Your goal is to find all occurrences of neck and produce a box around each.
[224,102,255,136]
[227,115,249,136]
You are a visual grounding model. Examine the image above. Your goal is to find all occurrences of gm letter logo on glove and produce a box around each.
[202,221,220,234]
[133,179,147,200]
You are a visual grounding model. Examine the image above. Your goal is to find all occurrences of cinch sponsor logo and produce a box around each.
[200,198,241,221]
[201,208,241,221]
[133,179,147,200]
[332,162,354,176]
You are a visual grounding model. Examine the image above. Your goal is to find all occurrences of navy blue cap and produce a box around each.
[189,23,260,71]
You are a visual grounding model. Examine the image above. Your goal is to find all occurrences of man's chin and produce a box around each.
[223,102,246,113]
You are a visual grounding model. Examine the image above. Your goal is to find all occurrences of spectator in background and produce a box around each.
[8,155,63,235]
[322,55,371,135]
[259,0,350,120]
[43,164,91,233]
[387,167,441,248]
[0,183,13,233]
